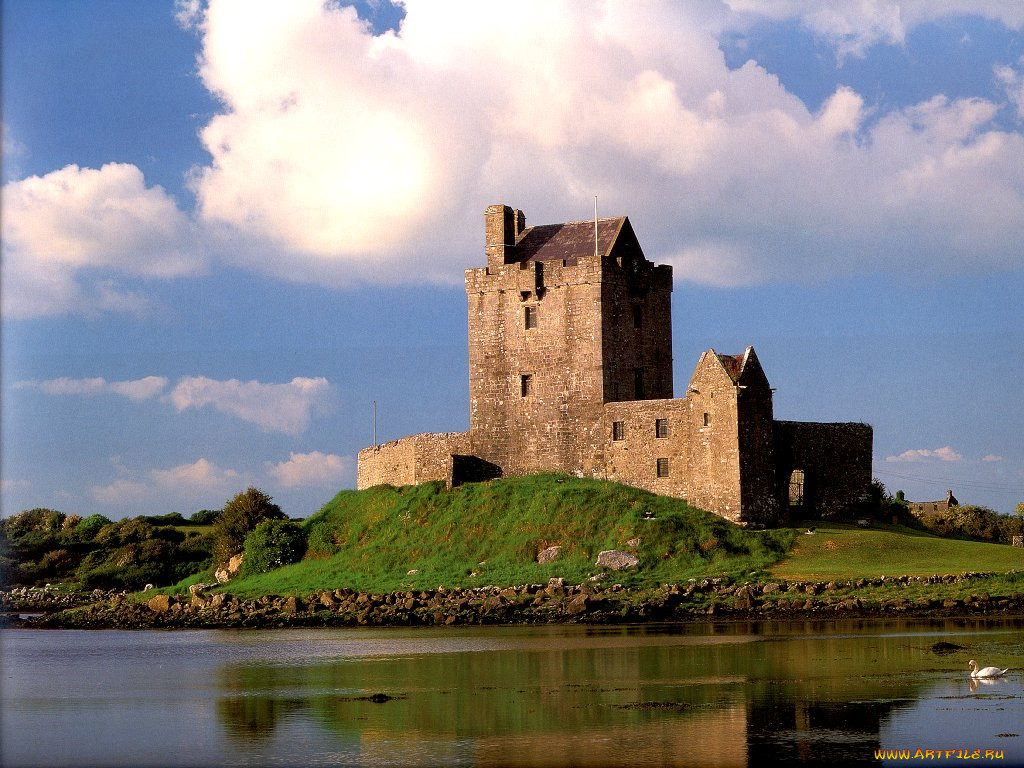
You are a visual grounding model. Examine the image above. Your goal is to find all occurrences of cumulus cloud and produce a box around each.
[166,375,333,435]
[723,1,1024,60]
[995,58,1024,120]
[1,163,203,318]
[886,446,963,463]
[174,0,1024,289]
[981,454,1004,463]
[90,457,241,505]
[16,376,169,401]
[150,457,240,488]
[267,451,350,488]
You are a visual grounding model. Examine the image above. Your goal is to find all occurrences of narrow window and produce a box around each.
[789,469,804,506]
[632,304,643,329]
[633,367,645,399]
[656,458,670,478]
[612,421,625,441]
[655,418,669,438]
[703,412,711,427]
[524,305,537,329]
[520,374,533,397]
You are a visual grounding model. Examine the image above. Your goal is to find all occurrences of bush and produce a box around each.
[189,509,221,525]
[213,488,285,562]
[240,520,307,577]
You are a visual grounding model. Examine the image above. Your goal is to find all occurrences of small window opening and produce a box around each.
[524,305,537,329]
[703,412,711,427]
[633,368,645,399]
[655,418,669,438]
[520,374,533,397]
[612,421,625,441]
[656,458,670,478]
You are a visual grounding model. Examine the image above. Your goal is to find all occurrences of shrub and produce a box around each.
[213,488,285,562]
[189,509,221,525]
[240,520,307,577]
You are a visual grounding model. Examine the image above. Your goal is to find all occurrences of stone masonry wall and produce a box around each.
[602,398,690,498]
[773,421,873,516]
[465,256,607,476]
[357,432,472,489]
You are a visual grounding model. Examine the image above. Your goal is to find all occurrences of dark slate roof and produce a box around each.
[515,217,625,263]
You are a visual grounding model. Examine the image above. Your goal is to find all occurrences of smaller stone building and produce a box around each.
[358,204,874,524]
[907,489,959,518]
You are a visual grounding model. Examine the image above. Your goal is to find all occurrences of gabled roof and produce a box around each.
[717,354,745,382]
[515,217,627,263]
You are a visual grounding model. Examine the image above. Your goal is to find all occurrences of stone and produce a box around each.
[626,538,642,549]
[147,594,175,613]
[227,553,244,576]
[545,577,565,596]
[537,546,562,564]
[565,594,590,615]
[215,568,230,584]
[596,550,639,571]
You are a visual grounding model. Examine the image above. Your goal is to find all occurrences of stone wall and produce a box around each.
[357,432,472,489]
[773,421,873,517]
[602,398,690,498]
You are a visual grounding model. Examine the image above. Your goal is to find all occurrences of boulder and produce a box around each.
[147,594,175,613]
[537,546,562,564]
[596,550,639,571]
[545,577,566,596]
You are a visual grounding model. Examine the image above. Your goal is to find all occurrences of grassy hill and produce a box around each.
[219,475,794,598]
[770,522,1024,580]
[186,475,1022,600]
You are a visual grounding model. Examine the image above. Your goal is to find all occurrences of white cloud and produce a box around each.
[89,457,241,507]
[267,451,350,488]
[16,376,169,401]
[89,477,150,505]
[996,58,1024,120]
[723,1,1024,60]
[150,458,240,488]
[166,375,332,435]
[981,454,1004,463]
[0,163,203,318]
[886,446,963,463]
[173,0,1024,290]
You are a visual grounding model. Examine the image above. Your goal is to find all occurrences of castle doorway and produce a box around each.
[788,469,805,510]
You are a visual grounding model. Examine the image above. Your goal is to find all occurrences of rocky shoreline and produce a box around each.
[4,571,1024,630]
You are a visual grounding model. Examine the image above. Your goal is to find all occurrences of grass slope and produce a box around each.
[223,474,794,598]
[771,522,1024,580]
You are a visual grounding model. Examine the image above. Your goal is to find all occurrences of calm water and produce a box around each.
[2,618,1023,767]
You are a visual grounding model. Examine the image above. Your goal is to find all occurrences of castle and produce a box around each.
[357,204,874,524]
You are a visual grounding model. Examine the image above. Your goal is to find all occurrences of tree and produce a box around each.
[212,487,285,562]
[240,519,307,577]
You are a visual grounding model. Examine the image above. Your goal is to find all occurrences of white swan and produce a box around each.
[968,659,1009,678]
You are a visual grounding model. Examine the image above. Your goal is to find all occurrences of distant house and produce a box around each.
[907,489,958,518]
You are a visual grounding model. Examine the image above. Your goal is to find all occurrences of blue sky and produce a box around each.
[2,0,1023,520]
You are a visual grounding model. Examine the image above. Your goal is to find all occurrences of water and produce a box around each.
[2,618,1022,767]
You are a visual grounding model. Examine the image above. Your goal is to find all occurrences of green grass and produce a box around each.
[771,521,1024,580]
[214,474,794,598]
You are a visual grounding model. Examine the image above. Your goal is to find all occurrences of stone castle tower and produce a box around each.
[357,204,874,524]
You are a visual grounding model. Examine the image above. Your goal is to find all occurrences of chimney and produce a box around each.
[485,204,523,267]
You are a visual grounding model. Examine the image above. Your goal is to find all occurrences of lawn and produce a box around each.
[771,522,1023,580]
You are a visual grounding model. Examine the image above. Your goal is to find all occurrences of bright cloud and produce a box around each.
[1,163,203,318]
[166,375,332,435]
[16,376,169,400]
[267,451,350,488]
[174,0,1024,289]
[981,454,1005,463]
[90,457,241,507]
[886,446,964,463]
[150,458,240,488]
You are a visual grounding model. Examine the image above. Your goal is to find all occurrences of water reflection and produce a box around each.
[206,618,1023,766]
[2,619,1022,767]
